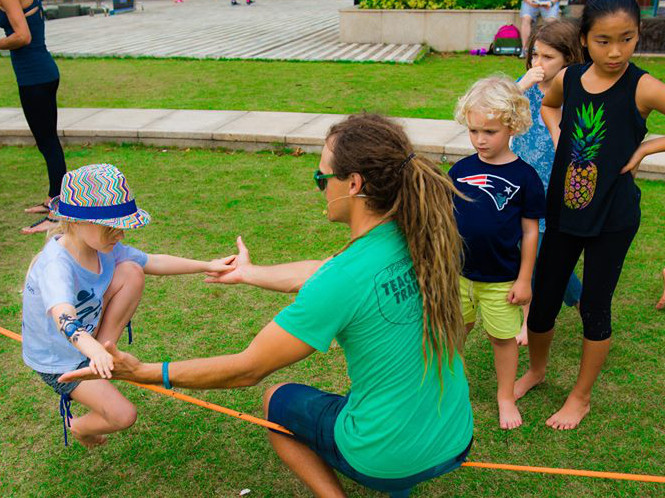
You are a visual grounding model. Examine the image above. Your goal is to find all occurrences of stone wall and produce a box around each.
[339,8,521,52]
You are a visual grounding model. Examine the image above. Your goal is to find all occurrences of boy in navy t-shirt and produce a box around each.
[451,77,545,430]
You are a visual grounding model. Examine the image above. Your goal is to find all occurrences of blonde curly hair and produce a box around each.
[455,76,532,135]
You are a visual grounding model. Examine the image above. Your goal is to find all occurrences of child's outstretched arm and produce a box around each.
[508,218,539,306]
[621,75,665,176]
[541,68,566,148]
[143,254,235,276]
[50,303,114,379]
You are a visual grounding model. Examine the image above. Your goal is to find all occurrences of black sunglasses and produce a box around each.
[313,169,336,191]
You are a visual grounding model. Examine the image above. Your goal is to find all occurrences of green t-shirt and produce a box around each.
[274,221,473,479]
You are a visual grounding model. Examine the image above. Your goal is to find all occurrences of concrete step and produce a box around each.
[1,106,663,181]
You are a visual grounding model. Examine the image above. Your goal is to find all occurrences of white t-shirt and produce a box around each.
[22,236,147,374]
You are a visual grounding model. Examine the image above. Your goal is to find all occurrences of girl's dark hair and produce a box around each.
[580,0,641,62]
[526,19,585,70]
[326,114,466,381]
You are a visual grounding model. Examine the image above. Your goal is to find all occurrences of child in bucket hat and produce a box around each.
[22,164,235,448]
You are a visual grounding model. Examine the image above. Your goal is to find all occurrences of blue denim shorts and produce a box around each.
[36,359,90,397]
[520,1,560,19]
[268,383,472,494]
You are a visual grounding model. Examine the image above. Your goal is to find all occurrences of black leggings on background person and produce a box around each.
[527,224,639,340]
[18,78,66,198]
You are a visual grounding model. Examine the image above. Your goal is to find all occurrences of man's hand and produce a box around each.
[507,279,532,306]
[58,342,141,383]
[205,236,252,285]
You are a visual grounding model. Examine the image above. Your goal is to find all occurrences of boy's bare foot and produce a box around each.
[71,428,108,449]
[545,393,590,430]
[498,398,522,430]
[514,369,544,400]
[656,269,665,310]
[516,327,528,346]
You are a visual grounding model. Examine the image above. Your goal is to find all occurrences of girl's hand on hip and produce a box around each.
[620,147,644,177]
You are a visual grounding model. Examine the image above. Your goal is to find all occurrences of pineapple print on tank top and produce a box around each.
[564,103,605,210]
[546,63,647,237]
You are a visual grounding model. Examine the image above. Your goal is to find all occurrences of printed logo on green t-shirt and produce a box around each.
[373,257,421,325]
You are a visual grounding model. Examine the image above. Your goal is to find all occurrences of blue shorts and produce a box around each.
[36,359,90,397]
[268,383,472,494]
[520,1,560,19]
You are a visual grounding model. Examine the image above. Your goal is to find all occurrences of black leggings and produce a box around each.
[527,224,639,341]
[18,79,67,198]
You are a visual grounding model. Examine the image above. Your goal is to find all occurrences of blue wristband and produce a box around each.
[162,361,172,390]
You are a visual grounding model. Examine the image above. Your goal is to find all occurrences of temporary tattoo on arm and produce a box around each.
[58,314,84,342]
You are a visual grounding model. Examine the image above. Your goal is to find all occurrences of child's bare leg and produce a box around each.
[489,334,522,429]
[69,379,137,448]
[516,304,529,346]
[657,268,665,310]
[514,328,553,400]
[96,262,145,345]
[546,338,609,430]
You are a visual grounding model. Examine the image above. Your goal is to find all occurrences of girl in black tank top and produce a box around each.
[515,0,665,432]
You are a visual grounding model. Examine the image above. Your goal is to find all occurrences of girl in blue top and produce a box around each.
[23,164,234,447]
[0,0,66,234]
[511,19,584,346]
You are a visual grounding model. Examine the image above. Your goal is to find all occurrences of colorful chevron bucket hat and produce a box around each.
[49,164,150,229]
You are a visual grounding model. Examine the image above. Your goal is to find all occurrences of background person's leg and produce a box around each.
[520,15,534,54]
[18,80,67,201]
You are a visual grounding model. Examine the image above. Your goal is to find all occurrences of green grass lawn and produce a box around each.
[1,53,665,134]
[1,144,664,497]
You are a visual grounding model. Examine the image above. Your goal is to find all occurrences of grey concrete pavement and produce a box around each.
[1,106,664,180]
[38,0,422,63]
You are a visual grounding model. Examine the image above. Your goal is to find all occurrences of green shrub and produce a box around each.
[359,0,520,10]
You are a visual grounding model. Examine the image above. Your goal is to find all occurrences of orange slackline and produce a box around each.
[2,325,664,484]
[0,326,292,435]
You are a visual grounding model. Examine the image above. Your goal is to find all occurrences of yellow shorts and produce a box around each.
[460,276,521,339]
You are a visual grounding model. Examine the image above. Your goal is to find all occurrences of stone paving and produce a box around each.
[41,0,423,62]
[2,106,664,180]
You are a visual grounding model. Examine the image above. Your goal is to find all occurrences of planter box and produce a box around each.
[339,7,520,52]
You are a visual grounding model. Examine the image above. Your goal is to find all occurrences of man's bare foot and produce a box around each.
[21,217,58,235]
[516,328,528,346]
[72,429,108,449]
[514,369,544,400]
[498,398,523,430]
[545,393,590,430]
[656,268,665,311]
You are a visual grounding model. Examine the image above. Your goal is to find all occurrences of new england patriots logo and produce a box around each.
[457,174,520,211]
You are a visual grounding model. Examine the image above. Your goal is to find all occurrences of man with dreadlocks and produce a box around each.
[60,114,474,497]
